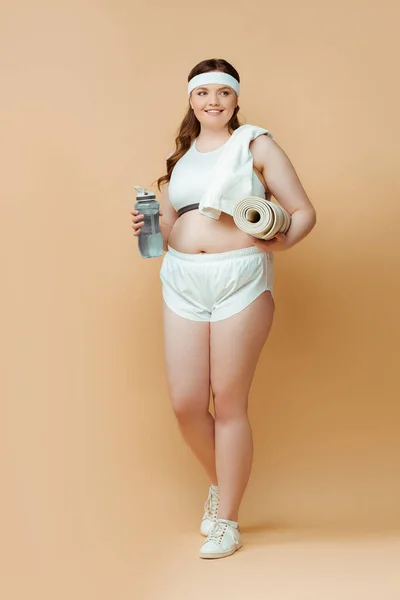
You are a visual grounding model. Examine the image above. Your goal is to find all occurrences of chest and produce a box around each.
[168,143,271,212]
[171,147,268,191]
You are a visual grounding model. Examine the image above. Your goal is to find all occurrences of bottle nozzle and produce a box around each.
[134,185,156,201]
[134,186,147,195]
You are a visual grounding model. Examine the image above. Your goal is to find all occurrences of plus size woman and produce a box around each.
[131,57,316,559]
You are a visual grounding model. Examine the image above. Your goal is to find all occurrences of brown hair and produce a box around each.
[153,58,242,192]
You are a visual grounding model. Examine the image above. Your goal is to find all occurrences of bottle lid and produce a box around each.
[134,186,156,201]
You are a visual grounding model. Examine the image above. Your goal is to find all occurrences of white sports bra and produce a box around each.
[168,136,268,216]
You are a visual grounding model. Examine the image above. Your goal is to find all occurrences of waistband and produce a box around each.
[177,203,199,218]
[167,244,265,262]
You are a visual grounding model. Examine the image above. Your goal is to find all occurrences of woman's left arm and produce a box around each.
[249,134,317,251]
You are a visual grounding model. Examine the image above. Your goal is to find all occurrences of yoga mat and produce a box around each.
[233,196,291,240]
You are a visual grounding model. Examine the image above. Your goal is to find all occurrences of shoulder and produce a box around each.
[239,123,274,151]
[249,129,295,179]
[249,130,276,161]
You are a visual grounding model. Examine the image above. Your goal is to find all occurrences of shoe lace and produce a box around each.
[207,520,228,545]
[203,488,219,520]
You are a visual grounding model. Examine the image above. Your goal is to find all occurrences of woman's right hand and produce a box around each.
[131,209,144,236]
[131,209,163,236]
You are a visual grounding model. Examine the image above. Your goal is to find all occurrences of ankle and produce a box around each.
[217,511,239,522]
[218,518,239,528]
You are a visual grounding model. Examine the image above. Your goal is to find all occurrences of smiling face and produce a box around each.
[189,83,238,130]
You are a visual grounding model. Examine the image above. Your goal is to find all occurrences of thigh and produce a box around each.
[210,291,274,417]
[162,302,211,413]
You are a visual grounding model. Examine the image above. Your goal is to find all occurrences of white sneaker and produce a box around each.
[199,518,242,559]
[200,485,219,537]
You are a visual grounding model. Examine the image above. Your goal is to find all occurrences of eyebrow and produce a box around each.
[196,86,231,91]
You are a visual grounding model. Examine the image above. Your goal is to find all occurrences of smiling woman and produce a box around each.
[131,57,316,560]
[190,82,237,144]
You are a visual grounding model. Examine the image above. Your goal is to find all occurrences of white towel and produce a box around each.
[198,124,273,220]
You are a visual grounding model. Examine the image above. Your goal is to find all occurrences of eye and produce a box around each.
[197,90,230,96]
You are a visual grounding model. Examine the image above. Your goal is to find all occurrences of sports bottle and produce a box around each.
[134,186,163,258]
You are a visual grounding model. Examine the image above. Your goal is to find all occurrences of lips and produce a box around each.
[205,110,223,114]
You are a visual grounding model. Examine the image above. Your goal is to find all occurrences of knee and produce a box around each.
[213,389,248,424]
[170,388,209,424]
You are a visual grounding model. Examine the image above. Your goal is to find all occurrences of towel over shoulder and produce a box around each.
[198,124,274,220]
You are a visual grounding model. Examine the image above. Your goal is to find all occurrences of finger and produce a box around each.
[248,234,259,242]
[130,211,145,220]
[247,234,270,246]
[251,239,271,250]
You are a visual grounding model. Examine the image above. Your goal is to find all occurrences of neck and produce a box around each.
[197,126,231,142]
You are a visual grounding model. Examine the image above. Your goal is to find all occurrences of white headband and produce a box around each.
[188,72,240,97]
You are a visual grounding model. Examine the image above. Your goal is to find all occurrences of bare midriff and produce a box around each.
[168,168,269,254]
[168,211,253,254]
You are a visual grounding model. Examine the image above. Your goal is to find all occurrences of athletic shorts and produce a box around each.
[160,245,274,322]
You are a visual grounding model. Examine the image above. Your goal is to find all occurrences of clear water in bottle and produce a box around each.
[134,186,163,258]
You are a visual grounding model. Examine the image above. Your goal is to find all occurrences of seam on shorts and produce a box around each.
[161,295,210,322]
[211,286,274,322]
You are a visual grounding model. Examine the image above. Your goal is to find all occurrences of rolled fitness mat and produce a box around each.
[233,196,291,240]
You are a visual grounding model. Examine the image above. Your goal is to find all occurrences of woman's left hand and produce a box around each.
[247,233,290,252]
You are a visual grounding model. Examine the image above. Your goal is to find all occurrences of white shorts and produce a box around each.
[160,245,274,322]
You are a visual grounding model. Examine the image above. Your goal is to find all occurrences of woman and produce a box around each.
[131,58,316,559]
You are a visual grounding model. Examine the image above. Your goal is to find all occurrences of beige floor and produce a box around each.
[3,517,399,600]
[139,524,400,600]
[2,452,400,600]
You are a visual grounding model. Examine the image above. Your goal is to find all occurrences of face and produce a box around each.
[189,84,238,129]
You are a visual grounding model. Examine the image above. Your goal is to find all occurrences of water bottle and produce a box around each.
[134,186,163,258]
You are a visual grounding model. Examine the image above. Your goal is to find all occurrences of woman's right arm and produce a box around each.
[159,182,178,251]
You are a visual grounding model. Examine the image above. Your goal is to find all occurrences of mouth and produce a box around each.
[205,109,223,115]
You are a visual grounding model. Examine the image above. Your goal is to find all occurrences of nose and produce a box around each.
[207,92,220,106]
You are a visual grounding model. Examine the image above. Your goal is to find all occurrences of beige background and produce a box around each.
[2,0,400,598]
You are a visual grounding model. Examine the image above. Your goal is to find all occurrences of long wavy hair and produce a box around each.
[154,58,243,192]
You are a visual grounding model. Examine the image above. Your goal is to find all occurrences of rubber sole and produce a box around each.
[199,542,242,560]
